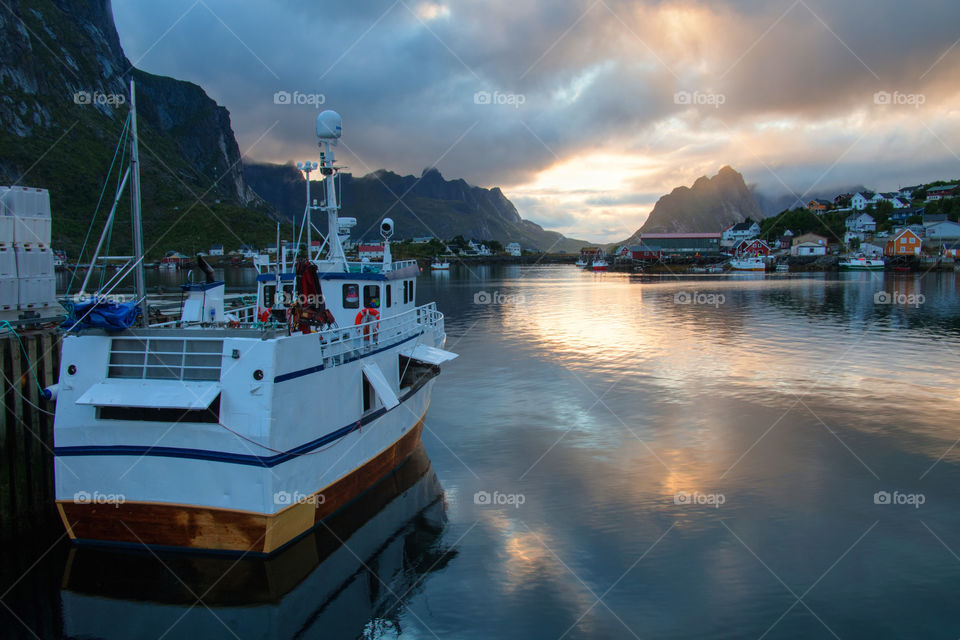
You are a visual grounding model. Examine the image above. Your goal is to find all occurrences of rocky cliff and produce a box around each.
[622,166,763,242]
[0,0,270,256]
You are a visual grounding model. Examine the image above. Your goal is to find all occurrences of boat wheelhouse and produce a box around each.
[52,95,457,555]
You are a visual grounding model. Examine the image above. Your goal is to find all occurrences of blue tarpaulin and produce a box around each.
[62,299,141,331]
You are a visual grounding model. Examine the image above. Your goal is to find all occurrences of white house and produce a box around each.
[845,212,876,233]
[506,242,522,257]
[236,245,258,258]
[477,244,492,256]
[792,242,827,256]
[859,242,885,257]
[851,191,879,210]
[722,221,761,246]
[209,244,224,256]
[899,185,921,199]
[924,220,960,241]
[877,193,909,208]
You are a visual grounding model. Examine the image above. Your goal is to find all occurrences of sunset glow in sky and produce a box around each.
[115,1,960,242]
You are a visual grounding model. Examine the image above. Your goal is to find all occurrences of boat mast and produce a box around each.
[297,161,318,261]
[129,80,147,323]
[316,111,346,269]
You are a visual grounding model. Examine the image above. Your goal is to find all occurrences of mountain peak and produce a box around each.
[622,166,763,241]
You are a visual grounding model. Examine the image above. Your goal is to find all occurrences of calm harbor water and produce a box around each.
[6,266,960,639]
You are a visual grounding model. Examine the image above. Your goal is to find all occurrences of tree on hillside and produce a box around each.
[487,239,504,253]
[874,200,893,225]
[760,207,843,243]
[448,235,469,251]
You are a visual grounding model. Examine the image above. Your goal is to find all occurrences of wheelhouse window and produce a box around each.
[363,285,380,308]
[386,284,392,307]
[262,284,277,308]
[343,283,360,309]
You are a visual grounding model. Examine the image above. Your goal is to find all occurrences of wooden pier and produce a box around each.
[0,328,61,540]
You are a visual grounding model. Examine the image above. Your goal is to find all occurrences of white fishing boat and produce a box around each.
[51,85,457,555]
[60,446,451,640]
[591,250,608,271]
[575,257,588,268]
[839,254,885,270]
[430,258,450,270]
[729,256,767,271]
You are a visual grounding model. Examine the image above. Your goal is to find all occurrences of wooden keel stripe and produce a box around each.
[59,414,427,554]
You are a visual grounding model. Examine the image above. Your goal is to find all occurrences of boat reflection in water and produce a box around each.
[60,446,454,639]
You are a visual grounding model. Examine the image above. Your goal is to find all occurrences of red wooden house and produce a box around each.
[733,239,771,257]
[624,244,662,260]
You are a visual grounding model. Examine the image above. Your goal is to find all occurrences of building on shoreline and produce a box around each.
[638,233,721,256]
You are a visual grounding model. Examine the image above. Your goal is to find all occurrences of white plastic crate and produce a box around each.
[0,216,12,246]
[0,186,50,218]
[15,246,54,277]
[13,216,51,246]
[0,246,16,277]
[0,276,18,310]
[17,276,56,309]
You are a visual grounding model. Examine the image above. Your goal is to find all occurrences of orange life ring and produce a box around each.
[354,307,380,340]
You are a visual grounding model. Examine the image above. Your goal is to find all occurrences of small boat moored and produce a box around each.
[839,254,885,270]
[729,256,767,271]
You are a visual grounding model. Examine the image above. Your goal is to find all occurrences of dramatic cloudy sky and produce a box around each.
[113,1,960,242]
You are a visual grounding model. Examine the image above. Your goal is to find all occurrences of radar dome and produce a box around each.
[316,110,342,140]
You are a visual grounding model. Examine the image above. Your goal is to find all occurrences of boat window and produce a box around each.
[386,284,392,308]
[403,280,409,304]
[363,285,380,308]
[410,280,415,302]
[262,284,276,308]
[343,283,360,309]
[98,396,221,423]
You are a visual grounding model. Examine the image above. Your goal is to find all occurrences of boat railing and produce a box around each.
[342,259,419,274]
[145,302,442,363]
[315,302,442,365]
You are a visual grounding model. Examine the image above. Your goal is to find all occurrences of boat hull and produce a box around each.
[57,411,428,555]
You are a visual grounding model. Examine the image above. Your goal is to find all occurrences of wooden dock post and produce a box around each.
[0,329,61,541]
